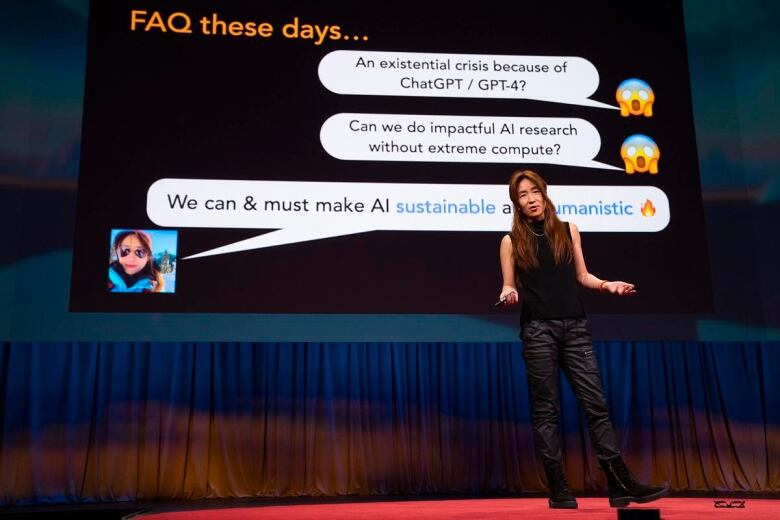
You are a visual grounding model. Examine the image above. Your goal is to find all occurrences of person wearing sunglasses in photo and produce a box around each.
[108,230,165,293]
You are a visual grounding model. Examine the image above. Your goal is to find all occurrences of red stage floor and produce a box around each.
[139,497,779,520]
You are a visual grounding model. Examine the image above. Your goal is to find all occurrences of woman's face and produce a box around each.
[517,178,546,220]
[117,235,149,276]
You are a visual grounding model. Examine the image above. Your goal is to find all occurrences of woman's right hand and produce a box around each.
[499,287,519,306]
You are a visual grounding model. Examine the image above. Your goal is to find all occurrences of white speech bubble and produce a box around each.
[320,113,620,170]
[147,179,670,259]
[319,50,617,109]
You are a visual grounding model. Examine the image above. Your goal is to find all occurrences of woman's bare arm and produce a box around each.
[499,235,519,305]
[570,223,636,296]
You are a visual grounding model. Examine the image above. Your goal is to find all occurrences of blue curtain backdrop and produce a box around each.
[0,341,777,505]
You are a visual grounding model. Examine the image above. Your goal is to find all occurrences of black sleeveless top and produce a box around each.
[514,220,585,323]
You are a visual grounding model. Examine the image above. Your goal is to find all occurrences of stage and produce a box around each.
[133,497,777,520]
[3,496,775,520]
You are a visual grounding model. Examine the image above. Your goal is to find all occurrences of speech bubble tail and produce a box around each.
[586,161,624,171]
[573,99,619,110]
[183,226,373,260]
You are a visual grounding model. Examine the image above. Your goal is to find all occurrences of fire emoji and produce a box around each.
[640,199,656,217]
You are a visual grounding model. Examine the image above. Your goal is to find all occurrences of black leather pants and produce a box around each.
[522,318,620,463]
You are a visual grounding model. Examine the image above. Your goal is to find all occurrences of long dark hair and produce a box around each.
[112,230,164,292]
[508,170,572,272]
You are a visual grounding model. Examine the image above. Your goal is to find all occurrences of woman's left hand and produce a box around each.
[604,281,636,296]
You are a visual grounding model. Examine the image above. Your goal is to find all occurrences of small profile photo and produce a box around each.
[108,229,178,293]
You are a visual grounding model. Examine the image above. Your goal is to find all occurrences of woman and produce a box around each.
[499,170,666,509]
[108,230,164,293]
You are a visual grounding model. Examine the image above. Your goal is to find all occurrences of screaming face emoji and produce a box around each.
[616,78,655,117]
[620,134,660,174]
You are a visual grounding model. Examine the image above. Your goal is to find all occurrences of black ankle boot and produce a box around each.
[599,456,669,507]
[543,460,578,509]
